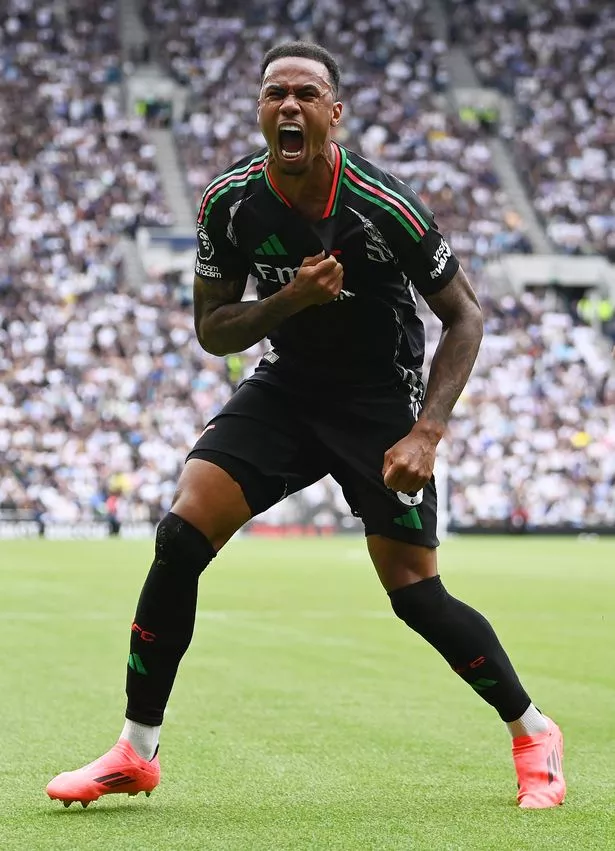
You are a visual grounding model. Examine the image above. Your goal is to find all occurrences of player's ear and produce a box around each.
[331,101,343,127]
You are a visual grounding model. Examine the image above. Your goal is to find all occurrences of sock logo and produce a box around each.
[128,653,148,675]
[393,508,422,529]
[470,677,498,692]
[453,656,487,675]
[131,622,156,642]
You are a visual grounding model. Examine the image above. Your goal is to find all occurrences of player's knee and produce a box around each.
[154,512,216,575]
[388,575,448,627]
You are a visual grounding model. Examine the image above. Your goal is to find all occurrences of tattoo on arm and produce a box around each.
[193,274,302,356]
[418,267,483,437]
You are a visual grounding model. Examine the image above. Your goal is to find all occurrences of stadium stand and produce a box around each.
[448,0,615,259]
[1,0,614,534]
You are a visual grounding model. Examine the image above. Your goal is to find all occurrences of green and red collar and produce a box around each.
[265,142,347,219]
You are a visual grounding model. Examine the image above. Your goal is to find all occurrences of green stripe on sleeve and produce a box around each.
[342,177,422,242]
[345,161,430,230]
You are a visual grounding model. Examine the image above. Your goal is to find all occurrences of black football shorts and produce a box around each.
[187,379,438,547]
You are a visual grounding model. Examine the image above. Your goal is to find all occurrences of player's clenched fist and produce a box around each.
[290,251,344,308]
[382,431,437,494]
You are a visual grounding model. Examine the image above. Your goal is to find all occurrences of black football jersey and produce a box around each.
[195,143,459,393]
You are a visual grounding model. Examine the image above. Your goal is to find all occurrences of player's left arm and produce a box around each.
[382,267,483,494]
[417,266,483,440]
[378,176,483,492]
[379,174,484,434]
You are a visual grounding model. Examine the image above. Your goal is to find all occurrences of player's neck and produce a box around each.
[267,141,337,221]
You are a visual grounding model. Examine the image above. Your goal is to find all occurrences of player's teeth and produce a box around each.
[281,150,301,159]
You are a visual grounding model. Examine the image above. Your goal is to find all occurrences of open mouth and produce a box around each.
[278,123,304,160]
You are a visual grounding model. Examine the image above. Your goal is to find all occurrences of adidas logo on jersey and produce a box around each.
[255,234,287,255]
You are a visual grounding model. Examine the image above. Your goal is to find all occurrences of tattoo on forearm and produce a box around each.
[421,323,482,426]
[193,275,298,355]
[421,268,483,429]
[202,299,295,353]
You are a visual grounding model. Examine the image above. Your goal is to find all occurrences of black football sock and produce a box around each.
[125,512,216,726]
[389,576,531,722]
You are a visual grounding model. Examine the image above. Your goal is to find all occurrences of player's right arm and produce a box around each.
[194,270,302,356]
[194,253,343,356]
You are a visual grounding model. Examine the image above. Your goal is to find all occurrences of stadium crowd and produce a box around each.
[0,0,172,312]
[3,268,613,530]
[445,292,615,529]
[2,0,614,533]
[448,0,615,259]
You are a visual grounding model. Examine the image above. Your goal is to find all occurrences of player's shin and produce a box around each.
[388,576,532,723]
[125,512,216,748]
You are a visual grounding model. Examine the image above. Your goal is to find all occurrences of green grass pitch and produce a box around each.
[1,535,614,850]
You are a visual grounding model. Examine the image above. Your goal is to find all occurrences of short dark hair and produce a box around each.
[260,41,341,96]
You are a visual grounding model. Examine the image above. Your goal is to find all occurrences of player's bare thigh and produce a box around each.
[367,535,438,592]
[171,458,251,551]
